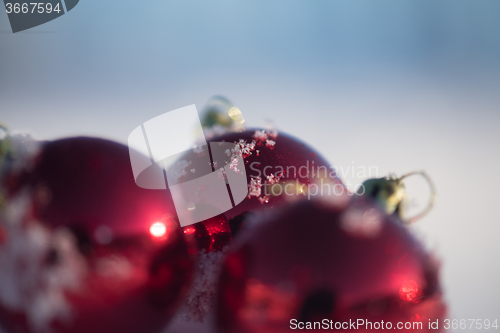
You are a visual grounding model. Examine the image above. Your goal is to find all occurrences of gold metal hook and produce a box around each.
[359,170,437,224]
[397,170,436,224]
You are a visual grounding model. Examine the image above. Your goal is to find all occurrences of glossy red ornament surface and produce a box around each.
[215,129,342,220]
[0,137,193,333]
[176,129,343,242]
[216,197,446,333]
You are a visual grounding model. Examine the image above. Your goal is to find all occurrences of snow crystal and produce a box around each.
[248,176,262,198]
[267,129,278,140]
[253,130,268,142]
[169,159,192,181]
[253,129,278,144]
[258,195,270,204]
[234,139,256,158]
[266,173,280,185]
[265,139,276,149]
[229,156,240,173]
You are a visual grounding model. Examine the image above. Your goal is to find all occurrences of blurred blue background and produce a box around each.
[1,0,500,330]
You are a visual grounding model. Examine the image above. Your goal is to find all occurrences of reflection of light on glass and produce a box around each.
[184,227,195,234]
[228,107,245,131]
[150,222,167,238]
[228,107,244,122]
[399,280,419,302]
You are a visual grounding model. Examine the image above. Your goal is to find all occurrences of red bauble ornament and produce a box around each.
[216,198,446,333]
[0,137,193,333]
[175,129,343,245]
[211,129,343,220]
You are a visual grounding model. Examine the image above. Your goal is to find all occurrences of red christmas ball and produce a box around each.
[0,137,193,333]
[212,129,342,220]
[216,197,446,333]
[175,129,343,245]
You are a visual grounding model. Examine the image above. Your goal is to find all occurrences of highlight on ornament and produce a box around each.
[150,221,167,238]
